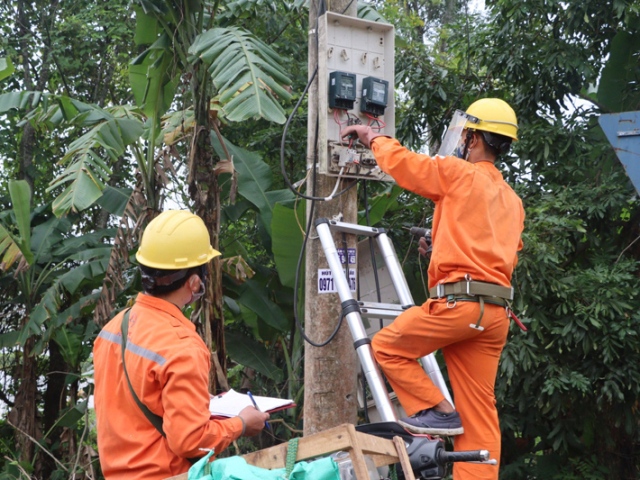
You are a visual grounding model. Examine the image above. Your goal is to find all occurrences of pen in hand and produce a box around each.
[247,391,271,431]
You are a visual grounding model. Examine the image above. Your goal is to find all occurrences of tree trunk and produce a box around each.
[13,0,56,467]
[41,340,69,478]
[11,337,39,467]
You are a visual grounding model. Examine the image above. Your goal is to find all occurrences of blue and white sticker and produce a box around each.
[318,268,356,293]
[336,247,357,265]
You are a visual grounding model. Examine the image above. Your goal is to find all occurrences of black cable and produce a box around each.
[288,0,362,347]
[279,68,358,201]
[291,164,347,348]
[279,0,359,202]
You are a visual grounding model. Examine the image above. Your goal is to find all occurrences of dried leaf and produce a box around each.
[213,159,234,176]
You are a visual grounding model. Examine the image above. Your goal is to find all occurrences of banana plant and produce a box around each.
[0,1,292,218]
[0,180,33,269]
[0,56,14,82]
[0,93,146,217]
[0,180,116,351]
[0,179,117,467]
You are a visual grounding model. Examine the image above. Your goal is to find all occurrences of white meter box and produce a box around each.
[317,12,395,181]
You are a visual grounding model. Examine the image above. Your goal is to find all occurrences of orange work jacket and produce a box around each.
[372,137,525,288]
[93,293,243,479]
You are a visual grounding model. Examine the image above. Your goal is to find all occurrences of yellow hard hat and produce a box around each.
[136,210,221,270]
[465,98,518,141]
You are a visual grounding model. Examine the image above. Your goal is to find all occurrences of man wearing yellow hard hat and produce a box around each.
[343,98,525,480]
[93,210,269,479]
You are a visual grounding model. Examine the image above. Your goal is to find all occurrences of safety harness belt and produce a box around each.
[429,279,527,332]
[429,279,513,300]
[120,308,166,437]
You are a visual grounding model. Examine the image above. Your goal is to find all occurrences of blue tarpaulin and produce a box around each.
[599,111,640,195]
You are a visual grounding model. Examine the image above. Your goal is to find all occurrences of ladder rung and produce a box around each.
[359,302,412,320]
[325,220,384,237]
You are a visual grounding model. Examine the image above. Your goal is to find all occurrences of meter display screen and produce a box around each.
[339,76,355,98]
[372,81,386,103]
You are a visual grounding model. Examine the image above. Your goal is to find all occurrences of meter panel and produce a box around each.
[317,12,395,181]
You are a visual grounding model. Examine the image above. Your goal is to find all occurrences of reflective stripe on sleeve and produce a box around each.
[98,330,167,366]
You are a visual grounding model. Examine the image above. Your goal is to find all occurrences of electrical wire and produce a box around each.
[292,178,348,348]
[365,113,386,131]
[325,167,346,200]
[289,0,369,348]
[279,68,358,202]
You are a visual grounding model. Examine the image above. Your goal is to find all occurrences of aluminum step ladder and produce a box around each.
[315,218,453,423]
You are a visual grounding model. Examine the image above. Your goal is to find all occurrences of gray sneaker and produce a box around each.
[398,409,464,436]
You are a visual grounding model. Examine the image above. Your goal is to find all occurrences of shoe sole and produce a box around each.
[398,419,464,436]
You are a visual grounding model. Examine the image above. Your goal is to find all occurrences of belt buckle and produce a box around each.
[436,284,445,298]
[464,274,474,296]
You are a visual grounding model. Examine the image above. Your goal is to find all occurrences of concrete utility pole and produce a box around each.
[304,0,359,436]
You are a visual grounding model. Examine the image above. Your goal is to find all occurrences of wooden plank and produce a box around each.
[343,424,371,480]
[350,430,400,468]
[393,436,416,480]
[165,424,411,480]
[354,431,398,456]
[243,424,356,469]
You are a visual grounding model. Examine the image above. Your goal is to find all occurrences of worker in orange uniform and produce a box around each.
[343,98,524,480]
[93,210,269,479]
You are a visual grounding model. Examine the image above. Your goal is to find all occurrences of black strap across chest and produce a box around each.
[120,308,166,437]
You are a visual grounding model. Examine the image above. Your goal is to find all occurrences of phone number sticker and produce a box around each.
[318,268,356,293]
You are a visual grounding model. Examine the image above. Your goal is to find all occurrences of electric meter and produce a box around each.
[329,71,357,110]
[317,12,395,181]
[361,77,389,116]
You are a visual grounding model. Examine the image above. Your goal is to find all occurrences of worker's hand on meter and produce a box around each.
[238,406,270,436]
[342,125,385,149]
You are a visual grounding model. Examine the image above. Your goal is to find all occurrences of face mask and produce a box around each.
[453,138,468,160]
[453,143,464,159]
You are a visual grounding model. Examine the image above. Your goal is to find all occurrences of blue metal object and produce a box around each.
[599,111,640,194]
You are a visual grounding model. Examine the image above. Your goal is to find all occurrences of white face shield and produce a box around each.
[436,110,480,157]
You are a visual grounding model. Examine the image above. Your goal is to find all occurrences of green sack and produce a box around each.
[188,450,340,480]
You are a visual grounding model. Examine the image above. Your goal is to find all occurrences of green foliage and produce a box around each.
[47,115,144,216]
[0,57,14,81]
[226,331,284,381]
[190,27,292,123]
[598,29,640,112]
[271,203,305,289]
[0,181,34,268]
[1,0,640,476]
[212,134,295,235]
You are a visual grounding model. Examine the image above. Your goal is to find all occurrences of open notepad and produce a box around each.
[209,389,295,418]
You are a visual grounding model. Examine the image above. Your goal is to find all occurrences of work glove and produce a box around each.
[341,125,387,149]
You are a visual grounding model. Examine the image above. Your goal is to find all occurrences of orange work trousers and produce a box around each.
[371,298,510,480]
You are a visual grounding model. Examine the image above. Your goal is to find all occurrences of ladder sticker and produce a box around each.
[318,268,357,293]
